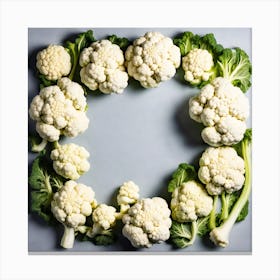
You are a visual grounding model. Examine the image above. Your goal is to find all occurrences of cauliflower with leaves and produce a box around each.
[122,197,171,248]
[189,77,249,146]
[171,180,213,222]
[125,31,181,88]
[198,146,245,195]
[51,180,97,248]
[79,39,128,94]
[29,77,89,142]
[36,45,71,81]
[50,143,90,180]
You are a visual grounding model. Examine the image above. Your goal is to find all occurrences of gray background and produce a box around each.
[28,28,252,254]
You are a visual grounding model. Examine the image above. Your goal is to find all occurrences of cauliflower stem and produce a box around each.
[61,225,75,249]
[210,129,252,247]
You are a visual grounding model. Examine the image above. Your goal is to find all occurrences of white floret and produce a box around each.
[122,197,172,248]
[182,48,214,84]
[117,181,140,212]
[189,77,249,146]
[170,181,213,223]
[92,204,118,230]
[125,32,181,88]
[36,45,71,81]
[50,143,90,180]
[198,147,245,195]
[29,77,89,142]
[79,40,128,94]
[51,180,97,228]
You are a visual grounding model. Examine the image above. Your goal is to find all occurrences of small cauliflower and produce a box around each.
[198,146,245,195]
[79,40,128,94]
[29,77,89,142]
[36,45,71,81]
[117,181,140,213]
[182,48,214,84]
[170,180,213,222]
[122,197,171,248]
[189,77,249,146]
[50,143,90,180]
[51,180,97,248]
[125,32,181,88]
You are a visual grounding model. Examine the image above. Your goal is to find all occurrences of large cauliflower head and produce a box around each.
[29,77,89,142]
[170,180,213,223]
[198,147,245,195]
[36,45,71,81]
[125,32,181,88]
[182,48,214,85]
[51,180,97,228]
[79,40,128,94]
[122,197,172,248]
[117,181,140,212]
[50,143,90,180]
[189,77,249,146]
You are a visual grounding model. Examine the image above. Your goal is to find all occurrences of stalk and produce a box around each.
[210,132,251,247]
[220,192,229,221]
[60,225,75,249]
[209,195,218,230]
[31,138,47,152]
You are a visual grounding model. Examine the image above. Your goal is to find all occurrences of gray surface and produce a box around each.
[28,28,252,253]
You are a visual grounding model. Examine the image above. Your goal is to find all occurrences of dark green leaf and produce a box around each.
[108,35,131,51]
[197,216,210,237]
[170,221,192,240]
[173,31,196,56]
[93,229,116,246]
[236,200,249,222]
[38,74,56,89]
[168,163,197,192]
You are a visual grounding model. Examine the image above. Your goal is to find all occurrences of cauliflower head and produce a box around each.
[50,143,90,180]
[92,204,118,230]
[51,180,97,228]
[79,40,128,94]
[36,45,71,81]
[189,77,249,146]
[29,77,89,142]
[122,197,172,248]
[198,147,245,195]
[117,181,140,213]
[182,48,214,85]
[170,180,213,223]
[125,32,181,88]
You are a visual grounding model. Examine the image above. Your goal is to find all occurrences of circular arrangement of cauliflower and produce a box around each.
[182,48,214,84]
[189,77,249,146]
[36,45,71,81]
[29,77,89,142]
[50,143,90,180]
[51,180,97,228]
[125,32,181,88]
[79,40,128,94]
[170,180,213,222]
[198,147,245,195]
[122,197,172,248]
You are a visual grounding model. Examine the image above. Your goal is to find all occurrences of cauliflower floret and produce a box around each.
[125,32,181,88]
[51,180,97,248]
[36,45,71,81]
[117,181,140,213]
[79,40,128,94]
[29,77,89,142]
[198,147,245,195]
[182,48,214,84]
[50,143,90,180]
[189,77,249,146]
[122,197,171,248]
[170,180,213,222]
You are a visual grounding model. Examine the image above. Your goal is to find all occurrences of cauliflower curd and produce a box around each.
[182,48,214,84]
[36,45,71,81]
[50,143,90,180]
[122,197,172,248]
[189,77,249,146]
[125,32,181,88]
[29,77,89,142]
[198,147,245,195]
[171,181,213,222]
[79,40,128,94]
